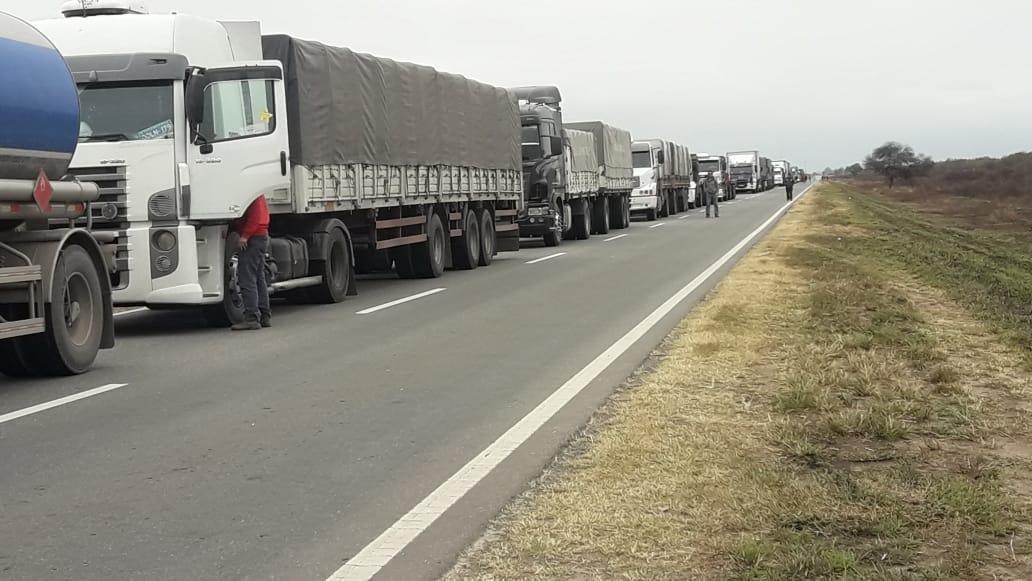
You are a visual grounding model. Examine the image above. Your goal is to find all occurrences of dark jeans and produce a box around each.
[704,191,719,217]
[238,235,270,321]
[786,186,795,200]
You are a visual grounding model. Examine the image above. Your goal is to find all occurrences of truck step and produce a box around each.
[0,317,46,341]
[0,265,43,285]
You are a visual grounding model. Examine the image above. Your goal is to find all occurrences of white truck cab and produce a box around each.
[630,141,662,220]
[35,3,289,311]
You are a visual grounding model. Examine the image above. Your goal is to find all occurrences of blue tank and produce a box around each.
[0,11,80,181]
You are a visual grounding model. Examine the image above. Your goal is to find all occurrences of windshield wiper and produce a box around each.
[81,133,130,143]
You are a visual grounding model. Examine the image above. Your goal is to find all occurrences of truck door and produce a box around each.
[185,64,290,220]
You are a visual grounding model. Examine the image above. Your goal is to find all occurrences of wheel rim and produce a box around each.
[483,215,494,256]
[63,272,95,347]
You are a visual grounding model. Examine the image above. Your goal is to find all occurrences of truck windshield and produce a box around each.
[730,166,754,175]
[698,160,720,173]
[77,81,174,142]
[521,125,542,161]
[632,150,652,169]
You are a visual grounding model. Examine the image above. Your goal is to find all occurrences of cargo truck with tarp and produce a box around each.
[630,139,695,221]
[0,10,115,377]
[34,5,522,326]
[513,86,635,247]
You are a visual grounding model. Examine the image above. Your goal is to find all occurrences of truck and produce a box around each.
[727,150,763,193]
[0,10,115,377]
[772,160,791,186]
[512,86,635,246]
[35,3,523,326]
[630,139,694,221]
[694,154,736,201]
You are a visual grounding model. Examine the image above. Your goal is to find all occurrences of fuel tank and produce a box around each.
[0,11,79,181]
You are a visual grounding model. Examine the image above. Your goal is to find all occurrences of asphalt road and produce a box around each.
[0,185,807,580]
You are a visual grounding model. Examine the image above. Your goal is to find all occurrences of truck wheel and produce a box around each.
[204,233,246,327]
[413,213,446,278]
[645,208,657,221]
[609,196,628,230]
[452,209,481,270]
[478,209,495,266]
[591,198,610,235]
[543,229,562,247]
[573,199,592,240]
[307,228,352,303]
[17,245,104,375]
[393,245,417,279]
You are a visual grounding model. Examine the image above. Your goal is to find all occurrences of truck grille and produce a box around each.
[67,165,130,289]
[68,165,129,229]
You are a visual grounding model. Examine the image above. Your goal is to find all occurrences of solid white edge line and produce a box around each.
[327,182,816,581]
[525,252,567,265]
[603,234,628,242]
[679,214,692,220]
[355,288,446,315]
[0,383,130,425]
[114,307,148,318]
[648,222,666,228]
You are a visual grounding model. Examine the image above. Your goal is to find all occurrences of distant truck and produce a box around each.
[630,139,694,221]
[772,160,790,186]
[0,11,115,376]
[35,5,522,326]
[513,86,635,246]
[694,154,736,201]
[727,150,764,192]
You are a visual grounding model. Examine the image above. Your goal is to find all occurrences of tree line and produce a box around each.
[824,142,934,187]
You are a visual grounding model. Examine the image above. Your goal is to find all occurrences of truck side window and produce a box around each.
[201,79,277,143]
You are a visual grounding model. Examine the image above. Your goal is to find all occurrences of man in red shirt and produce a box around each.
[232,195,271,331]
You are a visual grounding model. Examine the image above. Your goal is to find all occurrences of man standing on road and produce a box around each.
[232,195,272,331]
[702,173,719,218]
[786,176,795,201]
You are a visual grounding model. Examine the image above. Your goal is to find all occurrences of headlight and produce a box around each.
[152,230,177,252]
[528,206,549,216]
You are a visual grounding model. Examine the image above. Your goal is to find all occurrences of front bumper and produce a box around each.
[518,207,559,237]
[629,194,658,212]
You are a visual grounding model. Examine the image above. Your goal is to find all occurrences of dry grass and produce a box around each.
[447,184,1032,580]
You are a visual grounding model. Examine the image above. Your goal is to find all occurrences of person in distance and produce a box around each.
[786,175,795,201]
[702,173,720,218]
[232,194,272,331]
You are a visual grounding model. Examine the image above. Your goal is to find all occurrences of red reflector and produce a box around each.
[33,170,53,212]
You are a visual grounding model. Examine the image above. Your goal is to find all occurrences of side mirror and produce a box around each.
[656,150,665,165]
[185,68,208,131]
[548,136,563,157]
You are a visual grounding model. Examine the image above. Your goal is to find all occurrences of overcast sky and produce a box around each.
[9,0,1031,170]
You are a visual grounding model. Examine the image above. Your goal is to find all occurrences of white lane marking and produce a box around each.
[679,214,693,220]
[355,288,446,315]
[0,384,130,426]
[525,252,566,265]
[328,181,816,581]
[114,307,148,318]
[603,234,628,242]
[649,222,666,229]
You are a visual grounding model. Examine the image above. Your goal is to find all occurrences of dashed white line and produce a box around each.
[0,384,130,425]
[679,214,693,220]
[648,222,666,229]
[603,234,628,242]
[114,307,148,318]
[525,252,566,265]
[328,181,816,581]
[355,288,446,315]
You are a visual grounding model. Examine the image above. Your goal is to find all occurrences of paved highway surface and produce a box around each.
[0,185,808,580]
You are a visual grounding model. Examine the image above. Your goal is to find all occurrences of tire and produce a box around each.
[543,230,562,247]
[412,213,446,278]
[204,232,246,327]
[16,245,104,375]
[591,198,610,235]
[620,196,631,229]
[609,195,629,230]
[478,209,495,266]
[573,199,592,240]
[452,209,481,270]
[392,245,417,279]
[645,208,657,222]
[307,228,352,303]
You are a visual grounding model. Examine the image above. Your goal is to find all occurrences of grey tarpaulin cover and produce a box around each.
[566,121,633,179]
[564,129,597,173]
[262,35,520,171]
